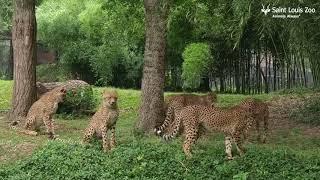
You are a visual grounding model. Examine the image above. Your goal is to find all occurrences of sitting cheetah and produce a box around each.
[11,86,67,139]
[83,90,119,152]
[154,92,217,136]
[163,99,255,159]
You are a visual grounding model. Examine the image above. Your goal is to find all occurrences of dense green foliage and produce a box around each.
[57,86,97,116]
[181,43,212,90]
[0,0,12,33]
[36,0,144,87]
[36,64,70,82]
[1,0,320,92]
[0,140,319,179]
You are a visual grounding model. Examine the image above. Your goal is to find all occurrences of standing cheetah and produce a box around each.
[83,90,119,152]
[163,99,255,159]
[154,92,217,136]
[230,98,269,143]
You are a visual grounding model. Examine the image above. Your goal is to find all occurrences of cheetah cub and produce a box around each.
[83,90,119,152]
[11,86,67,139]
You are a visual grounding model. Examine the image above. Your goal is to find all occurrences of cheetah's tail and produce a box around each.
[154,106,174,136]
[162,113,181,141]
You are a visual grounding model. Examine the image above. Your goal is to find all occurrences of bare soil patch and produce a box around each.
[268,94,320,138]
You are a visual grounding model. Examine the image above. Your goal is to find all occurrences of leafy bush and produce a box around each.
[0,140,319,179]
[290,96,320,125]
[182,43,212,90]
[57,86,96,116]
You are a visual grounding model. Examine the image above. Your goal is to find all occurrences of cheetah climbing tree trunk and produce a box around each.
[8,0,37,121]
[137,0,169,133]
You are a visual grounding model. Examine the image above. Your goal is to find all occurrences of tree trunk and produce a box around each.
[8,0,37,121]
[137,0,169,133]
[234,56,240,93]
[8,39,14,79]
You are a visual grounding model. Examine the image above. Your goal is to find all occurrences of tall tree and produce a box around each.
[137,0,169,132]
[8,0,37,121]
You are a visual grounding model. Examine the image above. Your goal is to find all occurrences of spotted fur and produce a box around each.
[154,92,217,136]
[83,90,119,152]
[163,99,255,159]
[11,86,67,139]
[232,98,269,143]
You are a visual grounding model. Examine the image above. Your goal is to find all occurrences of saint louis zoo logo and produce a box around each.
[261,4,271,15]
[261,4,316,19]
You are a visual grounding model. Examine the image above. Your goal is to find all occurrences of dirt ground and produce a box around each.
[268,94,320,138]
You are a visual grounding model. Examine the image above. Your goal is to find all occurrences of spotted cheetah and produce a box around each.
[154,92,217,136]
[83,90,119,152]
[229,98,269,143]
[163,99,255,159]
[11,86,67,139]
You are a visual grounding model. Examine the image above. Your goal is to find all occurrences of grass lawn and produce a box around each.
[0,80,12,110]
[0,80,319,179]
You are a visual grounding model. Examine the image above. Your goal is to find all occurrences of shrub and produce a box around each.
[57,86,97,116]
[290,96,320,125]
[182,43,212,90]
[0,141,319,179]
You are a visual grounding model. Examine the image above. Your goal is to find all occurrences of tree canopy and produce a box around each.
[0,0,319,92]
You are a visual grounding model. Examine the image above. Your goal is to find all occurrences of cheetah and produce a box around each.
[154,92,217,136]
[11,86,67,139]
[163,99,255,159]
[229,98,269,143]
[83,89,119,152]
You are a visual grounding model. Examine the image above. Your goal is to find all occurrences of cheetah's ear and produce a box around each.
[103,89,118,98]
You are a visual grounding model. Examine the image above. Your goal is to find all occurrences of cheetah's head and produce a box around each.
[103,89,118,108]
[59,87,67,96]
[206,91,217,103]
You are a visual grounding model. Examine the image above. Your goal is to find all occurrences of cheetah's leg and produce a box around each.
[101,126,110,152]
[225,136,233,160]
[233,132,245,157]
[83,127,95,143]
[23,116,38,136]
[110,126,116,149]
[25,116,35,130]
[182,121,198,158]
[43,115,56,140]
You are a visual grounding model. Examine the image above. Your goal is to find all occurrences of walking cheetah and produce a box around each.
[154,92,217,136]
[163,99,255,159]
[83,89,119,152]
[11,86,67,139]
